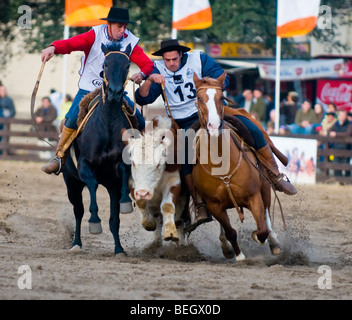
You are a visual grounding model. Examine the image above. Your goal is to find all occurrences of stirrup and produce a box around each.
[50,156,62,175]
[273,173,290,185]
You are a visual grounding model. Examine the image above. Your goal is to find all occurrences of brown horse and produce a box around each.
[192,73,281,261]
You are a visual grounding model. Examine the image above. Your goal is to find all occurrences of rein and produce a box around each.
[161,84,175,121]
[30,61,55,147]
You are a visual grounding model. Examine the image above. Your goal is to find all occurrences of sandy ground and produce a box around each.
[0,160,351,301]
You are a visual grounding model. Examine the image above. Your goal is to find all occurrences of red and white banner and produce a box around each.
[316,79,352,111]
[258,59,344,81]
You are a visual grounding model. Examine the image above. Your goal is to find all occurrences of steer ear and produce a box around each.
[121,128,133,145]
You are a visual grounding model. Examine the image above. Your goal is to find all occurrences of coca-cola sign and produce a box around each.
[317,80,352,111]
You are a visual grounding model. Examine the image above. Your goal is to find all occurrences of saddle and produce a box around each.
[77,88,139,130]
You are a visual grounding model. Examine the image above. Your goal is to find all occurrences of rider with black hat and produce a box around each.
[40,7,154,213]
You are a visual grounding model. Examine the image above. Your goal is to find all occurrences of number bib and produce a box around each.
[155,52,202,119]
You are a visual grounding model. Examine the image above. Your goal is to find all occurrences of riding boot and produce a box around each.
[257,145,298,195]
[41,126,76,175]
[184,174,212,230]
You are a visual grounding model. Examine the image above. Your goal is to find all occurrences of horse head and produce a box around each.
[101,43,131,103]
[194,72,227,137]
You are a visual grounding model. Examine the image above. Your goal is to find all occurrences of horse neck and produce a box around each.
[198,131,238,174]
[100,96,125,124]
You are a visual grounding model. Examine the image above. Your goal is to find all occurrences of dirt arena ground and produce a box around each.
[0,160,351,301]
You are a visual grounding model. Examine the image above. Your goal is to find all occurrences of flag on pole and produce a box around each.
[65,0,112,27]
[172,0,212,30]
[277,0,320,38]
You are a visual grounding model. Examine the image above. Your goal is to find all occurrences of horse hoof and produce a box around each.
[222,249,235,259]
[115,251,128,259]
[270,245,281,256]
[251,231,263,245]
[89,222,102,234]
[120,202,133,214]
[236,252,246,261]
[70,245,82,253]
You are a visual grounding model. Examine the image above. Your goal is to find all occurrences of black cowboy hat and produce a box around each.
[152,39,191,56]
[100,7,136,24]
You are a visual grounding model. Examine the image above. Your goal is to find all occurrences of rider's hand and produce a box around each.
[129,72,145,85]
[148,73,165,87]
[41,46,55,62]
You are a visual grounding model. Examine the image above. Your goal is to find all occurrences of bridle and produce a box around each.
[101,50,131,105]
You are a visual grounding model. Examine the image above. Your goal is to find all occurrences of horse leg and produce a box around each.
[249,194,269,245]
[219,225,235,259]
[63,172,85,252]
[119,162,133,214]
[210,205,245,261]
[107,186,126,255]
[265,208,281,255]
[78,161,102,234]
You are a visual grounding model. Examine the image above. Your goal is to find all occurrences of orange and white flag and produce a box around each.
[65,0,112,27]
[172,0,212,30]
[277,0,320,38]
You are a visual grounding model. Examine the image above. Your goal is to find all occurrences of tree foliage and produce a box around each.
[1,0,351,66]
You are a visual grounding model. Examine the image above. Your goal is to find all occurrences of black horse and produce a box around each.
[63,43,136,255]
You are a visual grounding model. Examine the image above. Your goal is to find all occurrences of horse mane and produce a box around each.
[106,42,122,52]
[199,76,221,87]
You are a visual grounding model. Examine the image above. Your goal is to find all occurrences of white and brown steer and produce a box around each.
[124,116,188,245]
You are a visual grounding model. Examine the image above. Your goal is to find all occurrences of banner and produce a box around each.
[271,136,317,185]
[316,79,352,111]
[172,0,212,30]
[65,0,112,27]
[277,0,320,38]
[258,59,344,81]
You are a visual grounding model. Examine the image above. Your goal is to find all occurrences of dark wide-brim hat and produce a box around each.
[100,7,136,24]
[152,39,191,56]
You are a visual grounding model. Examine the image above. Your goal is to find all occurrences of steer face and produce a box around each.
[127,130,172,201]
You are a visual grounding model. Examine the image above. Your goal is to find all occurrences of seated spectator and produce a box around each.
[280,91,299,125]
[287,99,317,134]
[237,89,253,112]
[0,85,16,118]
[266,109,286,135]
[0,84,16,155]
[34,97,58,136]
[328,109,352,178]
[264,93,275,123]
[250,89,267,126]
[319,112,337,137]
[312,103,325,133]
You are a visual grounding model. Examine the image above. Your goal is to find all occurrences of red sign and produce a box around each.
[316,79,352,111]
[209,44,221,57]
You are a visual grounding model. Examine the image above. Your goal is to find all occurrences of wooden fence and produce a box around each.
[0,118,58,162]
[1,118,352,184]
